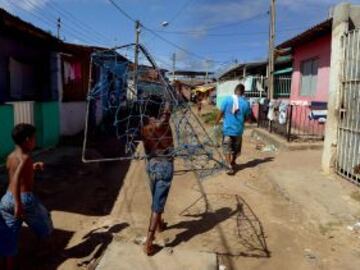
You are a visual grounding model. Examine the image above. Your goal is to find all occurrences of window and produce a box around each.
[9,58,37,100]
[300,58,318,96]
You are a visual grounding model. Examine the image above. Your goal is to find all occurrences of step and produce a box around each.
[96,242,217,270]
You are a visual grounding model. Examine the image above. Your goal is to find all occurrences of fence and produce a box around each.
[258,103,326,142]
[337,29,360,185]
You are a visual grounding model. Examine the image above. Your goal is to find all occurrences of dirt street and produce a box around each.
[2,130,360,270]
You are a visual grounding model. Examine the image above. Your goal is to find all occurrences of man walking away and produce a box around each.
[215,84,251,175]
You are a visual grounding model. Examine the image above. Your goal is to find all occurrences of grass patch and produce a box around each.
[319,221,342,236]
[201,110,219,126]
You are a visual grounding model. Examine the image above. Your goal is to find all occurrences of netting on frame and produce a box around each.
[82,43,227,178]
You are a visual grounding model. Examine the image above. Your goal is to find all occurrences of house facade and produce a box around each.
[0,8,121,161]
[278,19,332,104]
[0,8,60,161]
[270,19,333,141]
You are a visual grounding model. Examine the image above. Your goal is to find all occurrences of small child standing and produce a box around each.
[0,124,53,270]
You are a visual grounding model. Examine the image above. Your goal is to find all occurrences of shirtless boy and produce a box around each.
[0,124,53,270]
[142,101,174,256]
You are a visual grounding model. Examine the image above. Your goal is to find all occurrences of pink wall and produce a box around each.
[290,34,331,102]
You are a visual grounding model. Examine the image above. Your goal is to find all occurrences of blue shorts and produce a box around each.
[0,192,53,256]
[146,158,174,213]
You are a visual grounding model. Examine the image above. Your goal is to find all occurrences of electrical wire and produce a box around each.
[21,0,102,44]
[167,0,195,25]
[44,0,112,44]
[108,0,229,64]
[7,1,97,43]
[153,26,310,37]
[157,12,268,35]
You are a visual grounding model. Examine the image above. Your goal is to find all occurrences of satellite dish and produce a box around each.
[161,21,169,27]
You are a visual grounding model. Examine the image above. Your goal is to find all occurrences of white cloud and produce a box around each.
[197,0,266,25]
[0,0,50,12]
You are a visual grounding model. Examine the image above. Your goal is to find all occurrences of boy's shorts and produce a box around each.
[0,192,53,256]
[0,213,15,257]
[146,158,174,214]
[223,135,243,156]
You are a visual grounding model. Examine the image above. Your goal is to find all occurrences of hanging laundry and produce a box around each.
[267,100,276,121]
[278,101,288,125]
[63,61,80,84]
[308,101,328,123]
[74,63,82,80]
[244,76,254,91]
[309,110,328,120]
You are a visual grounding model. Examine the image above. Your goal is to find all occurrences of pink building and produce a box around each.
[278,19,333,103]
[276,19,333,138]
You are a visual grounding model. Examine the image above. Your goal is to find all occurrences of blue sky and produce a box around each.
[0,0,359,72]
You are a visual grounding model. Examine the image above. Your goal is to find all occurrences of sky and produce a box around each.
[0,0,359,73]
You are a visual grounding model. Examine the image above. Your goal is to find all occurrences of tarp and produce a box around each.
[193,84,216,93]
[274,67,293,75]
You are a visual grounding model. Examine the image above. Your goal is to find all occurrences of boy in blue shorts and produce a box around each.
[0,124,53,270]
[142,101,174,256]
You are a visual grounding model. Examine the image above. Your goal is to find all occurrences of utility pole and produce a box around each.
[205,59,212,83]
[57,17,61,40]
[172,53,176,82]
[134,20,141,94]
[268,0,276,100]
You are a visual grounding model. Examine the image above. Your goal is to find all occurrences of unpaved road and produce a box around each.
[3,131,360,270]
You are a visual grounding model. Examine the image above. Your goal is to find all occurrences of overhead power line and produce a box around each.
[107,0,228,64]
[164,12,268,34]
[5,0,99,45]
[168,0,195,25]
[21,0,107,44]
[153,26,309,37]
[44,0,112,44]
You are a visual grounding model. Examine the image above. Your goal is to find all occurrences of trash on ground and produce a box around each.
[347,222,360,233]
[304,248,317,260]
[261,145,277,152]
[219,265,226,270]
[133,236,147,245]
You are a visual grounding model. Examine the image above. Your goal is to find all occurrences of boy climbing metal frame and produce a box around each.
[81,43,228,178]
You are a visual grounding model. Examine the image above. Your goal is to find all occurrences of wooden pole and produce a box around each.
[134,20,141,94]
[268,0,276,99]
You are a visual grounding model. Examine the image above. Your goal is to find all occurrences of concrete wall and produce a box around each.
[0,105,14,162]
[290,34,331,103]
[34,102,60,148]
[60,101,103,137]
[216,80,241,107]
[322,3,360,173]
[60,102,87,136]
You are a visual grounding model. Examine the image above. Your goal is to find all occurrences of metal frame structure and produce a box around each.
[337,30,360,185]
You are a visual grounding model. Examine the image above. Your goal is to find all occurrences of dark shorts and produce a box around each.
[0,192,53,256]
[146,158,174,213]
[223,135,243,156]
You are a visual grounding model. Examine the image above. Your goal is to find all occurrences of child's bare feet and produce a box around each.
[143,237,155,256]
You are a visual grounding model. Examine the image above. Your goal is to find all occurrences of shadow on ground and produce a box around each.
[171,193,270,259]
[234,157,274,174]
[14,223,129,270]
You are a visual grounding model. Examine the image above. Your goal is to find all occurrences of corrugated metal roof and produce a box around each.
[217,60,267,80]
[277,19,332,49]
[0,8,57,43]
